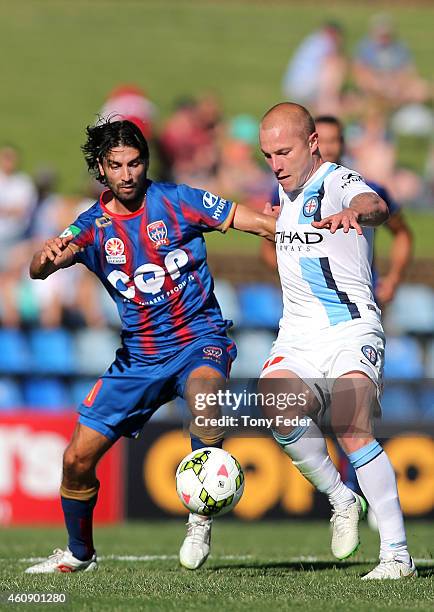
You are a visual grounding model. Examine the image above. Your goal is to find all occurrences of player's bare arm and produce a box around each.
[29,234,79,280]
[312,193,389,235]
[376,211,413,305]
[230,203,276,241]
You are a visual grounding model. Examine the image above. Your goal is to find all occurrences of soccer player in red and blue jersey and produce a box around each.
[27,119,275,573]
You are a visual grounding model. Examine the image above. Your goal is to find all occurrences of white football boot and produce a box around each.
[25,548,97,574]
[330,492,367,559]
[179,513,212,570]
[362,555,418,580]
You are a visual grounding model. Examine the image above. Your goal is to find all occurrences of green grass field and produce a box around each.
[1,0,433,193]
[1,521,433,611]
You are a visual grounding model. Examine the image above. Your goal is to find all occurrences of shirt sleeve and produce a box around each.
[328,169,377,210]
[59,211,97,270]
[177,184,237,233]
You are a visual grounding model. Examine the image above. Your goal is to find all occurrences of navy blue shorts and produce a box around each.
[78,335,236,441]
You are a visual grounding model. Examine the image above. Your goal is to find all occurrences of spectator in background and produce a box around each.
[353,14,430,110]
[0,145,36,251]
[314,115,413,306]
[100,84,156,139]
[195,93,225,143]
[216,115,274,211]
[159,96,221,188]
[346,108,424,206]
[0,145,36,327]
[282,21,347,116]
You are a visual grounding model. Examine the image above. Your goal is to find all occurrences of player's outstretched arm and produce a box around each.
[29,234,79,280]
[231,203,276,241]
[311,193,389,235]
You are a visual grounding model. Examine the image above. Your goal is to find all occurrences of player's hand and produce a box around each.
[40,234,75,265]
[263,201,280,218]
[375,275,399,307]
[311,210,363,235]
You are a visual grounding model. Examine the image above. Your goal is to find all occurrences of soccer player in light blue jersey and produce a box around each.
[26,119,275,574]
[259,102,416,580]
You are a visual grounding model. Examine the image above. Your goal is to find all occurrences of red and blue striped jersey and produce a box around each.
[64,181,236,355]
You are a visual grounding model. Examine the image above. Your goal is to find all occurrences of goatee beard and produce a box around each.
[113,183,147,207]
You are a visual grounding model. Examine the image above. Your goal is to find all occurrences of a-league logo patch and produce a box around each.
[147,220,170,248]
[303,197,319,217]
[105,237,126,264]
[361,345,377,365]
[203,346,223,362]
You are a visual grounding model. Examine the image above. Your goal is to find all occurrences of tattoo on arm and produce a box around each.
[349,193,388,226]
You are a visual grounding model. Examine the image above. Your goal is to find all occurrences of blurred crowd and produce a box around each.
[283,14,434,205]
[0,13,433,337]
[0,88,279,331]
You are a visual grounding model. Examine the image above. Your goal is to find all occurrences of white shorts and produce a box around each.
[260,318,385,413]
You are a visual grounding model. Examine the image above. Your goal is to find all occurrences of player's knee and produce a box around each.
[62,447,95,481]
[338,436,374,456]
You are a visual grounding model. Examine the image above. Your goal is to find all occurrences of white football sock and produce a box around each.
[349,440,410,564]
[276,420,355,509]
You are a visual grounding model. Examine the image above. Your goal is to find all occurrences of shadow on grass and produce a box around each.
[208,560,434,578]
[208,560,366,572]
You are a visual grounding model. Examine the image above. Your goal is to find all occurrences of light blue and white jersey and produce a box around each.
[275,162,380,336]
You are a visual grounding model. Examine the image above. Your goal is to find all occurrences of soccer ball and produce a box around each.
[175,447,245,517]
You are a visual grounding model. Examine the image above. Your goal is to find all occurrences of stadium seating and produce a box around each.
[424,338,434,378]
[71,378,94,407]
[0,378,23,409]
[383,336,424,379]
[74,328,121,375]
[381,385,420,422]
[213,279,241,325]
[0,329,31,374]
[29,328,75,375]
[2,280,432,422]
[23,378,71,409]
[418,387,434,420]
[231,329,275,377]
[384,284,434,335]
[237,284,282,329]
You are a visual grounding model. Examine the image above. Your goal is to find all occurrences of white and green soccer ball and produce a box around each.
[176,447,245,517]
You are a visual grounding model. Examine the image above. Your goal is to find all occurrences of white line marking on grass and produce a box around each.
[100,555,253,562]
[14,555,433,564]
[17,554,253,563]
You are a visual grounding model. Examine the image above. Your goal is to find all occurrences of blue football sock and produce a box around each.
[61,494,98,561]
[337,444,361,494]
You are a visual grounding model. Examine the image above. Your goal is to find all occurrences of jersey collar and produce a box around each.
[99,183,151,220]
[282,161,333,199]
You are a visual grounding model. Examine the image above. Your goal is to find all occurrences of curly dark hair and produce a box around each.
[81,118,150,185]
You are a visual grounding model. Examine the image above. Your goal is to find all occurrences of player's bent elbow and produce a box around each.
[378,199,389,224]
[29,265,49,280]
